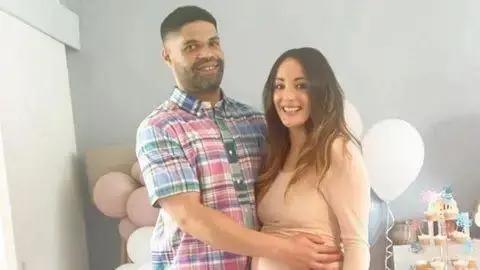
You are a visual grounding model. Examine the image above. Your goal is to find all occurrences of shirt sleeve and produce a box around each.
[135,123,200,208]
[321,139,371,270]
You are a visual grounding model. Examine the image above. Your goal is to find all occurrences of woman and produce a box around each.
[252,47,371,270]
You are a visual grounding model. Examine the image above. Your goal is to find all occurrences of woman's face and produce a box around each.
[273,58,311,129]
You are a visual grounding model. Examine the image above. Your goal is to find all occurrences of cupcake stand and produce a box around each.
[416,215,475,269]
[398,187,478,269]
[394,238,479,270]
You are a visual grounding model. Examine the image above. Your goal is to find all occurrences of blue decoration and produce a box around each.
[409,242,423,254]
[463,239,473,253]
[465,219,472,228]
[441,185,453,201]
[456,212,473,228]
[368,190,387,245]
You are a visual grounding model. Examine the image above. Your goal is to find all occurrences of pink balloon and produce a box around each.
[126,187,159,226]
[118,217,137,240]
[130,161,144,185]
[93,172,138,218]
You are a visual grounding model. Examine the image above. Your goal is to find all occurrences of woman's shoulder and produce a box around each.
[319,137,366,187]
[330,137,361,163]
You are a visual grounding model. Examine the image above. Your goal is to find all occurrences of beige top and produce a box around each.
[252,141,371,270]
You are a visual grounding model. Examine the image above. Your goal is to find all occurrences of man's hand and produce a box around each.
[278,233,343,270]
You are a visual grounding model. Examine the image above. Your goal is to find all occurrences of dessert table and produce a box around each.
[393,239,480,269]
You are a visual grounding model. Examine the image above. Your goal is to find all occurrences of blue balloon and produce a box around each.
[369,189,387,245]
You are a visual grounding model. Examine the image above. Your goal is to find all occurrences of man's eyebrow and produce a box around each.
[183,36,219,46]
[209,36,220,41]
[183,39,198,46]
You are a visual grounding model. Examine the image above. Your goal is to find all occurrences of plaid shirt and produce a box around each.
[136,88,266,270]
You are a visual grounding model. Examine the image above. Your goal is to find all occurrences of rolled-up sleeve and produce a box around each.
[321,140,371,270]
[136,123,199,208]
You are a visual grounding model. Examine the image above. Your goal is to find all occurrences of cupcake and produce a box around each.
[415,260,430,270]
[425,210,438,221]
[467,257,477,268]
[434,235,447,246]
[452,231,469,244]
[418,234,432,245]
[444,209,459,220]
[452,259,468,270]
[429,260,444,270]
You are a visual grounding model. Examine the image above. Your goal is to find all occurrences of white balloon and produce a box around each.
[475,212,480,227]
[138,261,153,270]
[362,119,425,202]
[127,226,154,264]
[115,263,140,270]
[344,100,363,138]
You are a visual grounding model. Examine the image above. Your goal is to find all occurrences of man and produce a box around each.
[136,5,343,270]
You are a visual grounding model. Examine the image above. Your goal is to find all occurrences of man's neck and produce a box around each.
[195,89,222,105]
[177,85,222,105]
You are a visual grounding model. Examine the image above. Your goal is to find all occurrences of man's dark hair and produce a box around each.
[160,6,217,42]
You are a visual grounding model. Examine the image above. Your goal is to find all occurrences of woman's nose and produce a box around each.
[283,88,295,101]
[284,94,294,101]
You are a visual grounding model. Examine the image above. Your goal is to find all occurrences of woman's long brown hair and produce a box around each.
[256,47,361,202]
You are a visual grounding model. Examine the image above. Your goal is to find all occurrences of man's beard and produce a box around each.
[179,58,225,93]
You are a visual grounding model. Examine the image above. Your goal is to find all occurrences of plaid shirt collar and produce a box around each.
[169,87,234,117]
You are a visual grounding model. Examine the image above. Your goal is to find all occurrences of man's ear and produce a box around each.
[162,48,172,66]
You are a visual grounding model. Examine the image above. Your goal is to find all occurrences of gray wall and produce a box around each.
[63,0,480,269]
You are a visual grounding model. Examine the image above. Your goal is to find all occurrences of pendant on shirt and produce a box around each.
[233,178,247,192]
[224,141,238,163]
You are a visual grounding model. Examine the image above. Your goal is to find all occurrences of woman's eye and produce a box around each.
[296,83,308,89]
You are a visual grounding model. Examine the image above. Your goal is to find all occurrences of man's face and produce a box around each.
[163,21,225,93]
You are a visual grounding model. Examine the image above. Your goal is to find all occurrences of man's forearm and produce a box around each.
[176,204,287,259]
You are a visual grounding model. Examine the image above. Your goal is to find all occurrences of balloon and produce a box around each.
[126,187,159,227]
[127,226,154,264]
[138,261,153,270]
[344,100,363,138]
[119,217,137,240]
[115,263,140,270]
[475,212,480,228]
[93,172,138,218]
[369,190,387,245]
[363,119,425,202]
[131,161,145,185]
